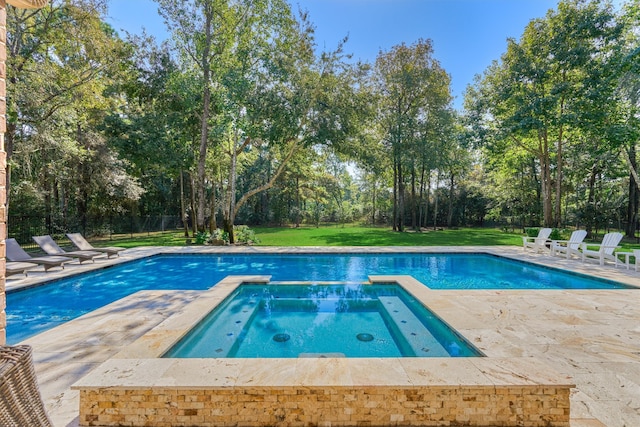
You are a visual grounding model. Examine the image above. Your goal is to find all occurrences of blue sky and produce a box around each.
[106,0,603,109]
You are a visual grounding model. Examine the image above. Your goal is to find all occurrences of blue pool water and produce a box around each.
[6,253,633,344]
[164,284,483,358]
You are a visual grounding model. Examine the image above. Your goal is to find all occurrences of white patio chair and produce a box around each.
[580,232,623,266]
[550,230,587,259]
[522,228,552,253]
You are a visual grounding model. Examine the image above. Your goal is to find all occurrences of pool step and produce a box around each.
[169,300,261,357]
[377,296,449,357]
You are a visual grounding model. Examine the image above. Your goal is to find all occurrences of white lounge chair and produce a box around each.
[550,230,587,259]
[580,232,623,266]
[32,235,103,264]
[522,228,552,253]
[66,233,124,258]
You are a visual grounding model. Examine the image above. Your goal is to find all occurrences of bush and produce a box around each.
[525,228,541,237]
[234,225,260,245]
[525,227,562,240]
[207,229,229,245]
[549,228,562,240]
[195,231,210,245]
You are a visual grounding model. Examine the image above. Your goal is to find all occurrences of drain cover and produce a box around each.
[356,333,374,342]
[273,333,291,342]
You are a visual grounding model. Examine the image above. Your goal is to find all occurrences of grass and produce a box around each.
[90,225,640,250]
[91,232,188,248]
[254,225,522,246]
[93,226,523,247]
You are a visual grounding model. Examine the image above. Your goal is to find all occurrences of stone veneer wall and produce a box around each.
[0,0,6,346]
[79,385,570,427]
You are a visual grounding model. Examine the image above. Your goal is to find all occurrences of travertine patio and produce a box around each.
[8,245,640,426]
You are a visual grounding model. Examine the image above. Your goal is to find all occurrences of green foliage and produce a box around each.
[525,228,542,238]
[7,0,145,224]
[208,229,229,244]
[465,0,627,228]
[233,225,260,245]
[549,229,562,241]
[195,232,210,245]
[203,226,259,245]
[7,0,640,241]
[524,228,562,240]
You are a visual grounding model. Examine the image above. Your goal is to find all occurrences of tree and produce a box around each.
[7,0,143,231]
[373,39,452,231]
[466,0,623,228]
[616,1,640,236]
[157,0,254,232]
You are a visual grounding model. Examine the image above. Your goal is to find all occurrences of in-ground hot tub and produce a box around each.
[73,275,574,427]
[164,282,483,358]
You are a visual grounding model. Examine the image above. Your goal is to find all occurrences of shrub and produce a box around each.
[208,229,229,245]
[234,225,260,245]
[195,231,210,245]
[525,228,541,237]
[549,228,562,240]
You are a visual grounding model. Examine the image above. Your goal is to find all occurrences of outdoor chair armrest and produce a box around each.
[580,243,620,251]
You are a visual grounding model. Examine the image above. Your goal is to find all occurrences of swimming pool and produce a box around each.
[164,283,483,358]
[7,252,633,344]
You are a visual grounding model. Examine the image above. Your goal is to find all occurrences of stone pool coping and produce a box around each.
[72,275,575,426]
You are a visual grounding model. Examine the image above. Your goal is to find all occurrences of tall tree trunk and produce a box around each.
[76,124,89,234]
[180,169,189,237]
[539,130,553,227]
[418,163,426,229]
[209,180,217,233]
[224,130,240,244]
[397,159,405,232]
[447,172,455,227]
[410,163,417,230]
[424,173,430,229]
[392,153,398,231]
[371,177,376,225]
[295,177,301,228]
[585,164,598,237]
[554,121,564,228]
[190,174,197,237]
[433,172,439,230]
[44,167,52,234]
[626,143,638,238]
[196,5,214,233]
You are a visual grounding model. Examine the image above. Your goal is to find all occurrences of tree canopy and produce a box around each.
[6,0,640,239]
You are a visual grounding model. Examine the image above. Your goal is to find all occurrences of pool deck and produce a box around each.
[8,245,640,427]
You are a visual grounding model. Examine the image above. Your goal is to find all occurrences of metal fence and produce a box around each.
[8,215,183,250]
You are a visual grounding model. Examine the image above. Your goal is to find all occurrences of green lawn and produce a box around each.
[242,226,520,246]
[93,225,640,250]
